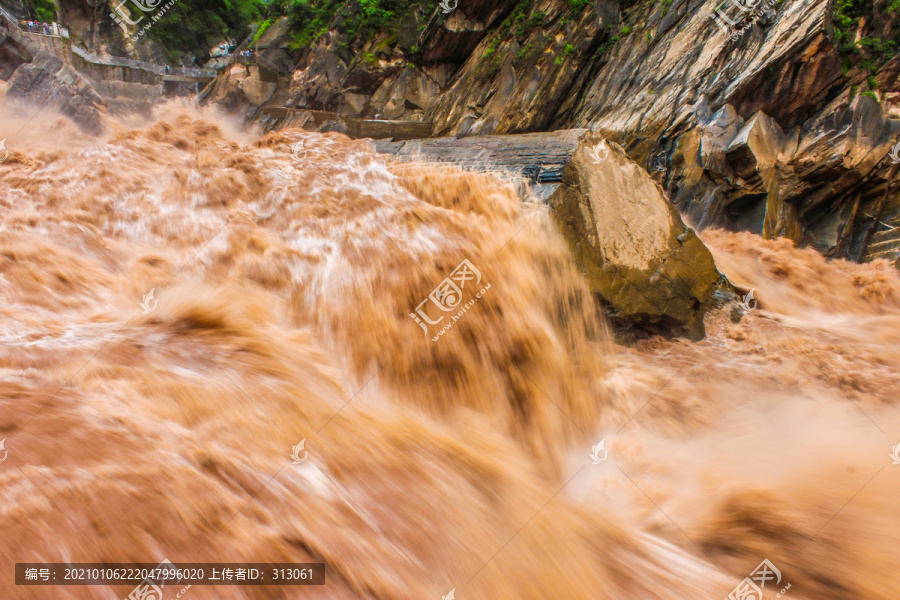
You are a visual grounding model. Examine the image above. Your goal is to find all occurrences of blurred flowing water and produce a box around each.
[1,102,899,599]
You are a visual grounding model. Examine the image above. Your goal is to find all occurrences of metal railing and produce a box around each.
[0,8,216,80]
[0,10,70,39]
[221,51,283,74]
[256,55,281,73]
[71,45,216,78]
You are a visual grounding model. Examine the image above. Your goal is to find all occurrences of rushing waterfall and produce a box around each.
[1,102,899,600]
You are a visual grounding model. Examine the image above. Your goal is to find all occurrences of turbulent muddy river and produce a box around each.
[1,103,899,599]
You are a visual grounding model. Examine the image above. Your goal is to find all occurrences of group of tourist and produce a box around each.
[21,20,57,36]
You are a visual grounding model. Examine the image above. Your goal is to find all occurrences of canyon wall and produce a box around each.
[222,0,900,265]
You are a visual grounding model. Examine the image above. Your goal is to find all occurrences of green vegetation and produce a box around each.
[478,34,504,76]
[515,10,544,38]
[138,0,426,59]
[564,43,575,55]
[516,42,535,60]
[24,0,56,22]
[251,18,275,46]
[483,36,502,60]
[832,0,899,66]
[858,36,897,63]
[832,0,864,57]
[497,0,542,43]
[133,0,265,63]
[830,0,900,83]
[474,0,548,75]
[595,23,631,57]
[660,0,673,18]
[287,0,419,50]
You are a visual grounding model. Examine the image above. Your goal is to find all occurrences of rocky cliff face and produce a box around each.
[564,0,900,266]
[0,19,106,133]
[221,0,900,268]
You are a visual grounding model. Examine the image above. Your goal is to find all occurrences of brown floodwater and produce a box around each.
[0,101,898,599]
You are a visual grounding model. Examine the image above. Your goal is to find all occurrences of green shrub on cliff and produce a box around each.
[251,17,275,46]
[831,0,900,71]
[283,0,423,50]
[832,0,864,56]
[24,0,56,21]
[144,0,266,62]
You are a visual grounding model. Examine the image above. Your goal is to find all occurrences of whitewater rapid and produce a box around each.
[0,102,899,599]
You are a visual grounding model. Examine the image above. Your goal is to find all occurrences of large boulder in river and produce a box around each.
[375,129,731,340]
[549,131,729,340]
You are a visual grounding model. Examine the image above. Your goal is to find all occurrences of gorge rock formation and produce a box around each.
[0,19,106,133]
[217,0,900,268]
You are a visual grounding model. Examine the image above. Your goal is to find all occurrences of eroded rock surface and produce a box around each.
[0,20,106,134]
[549,132,728,340]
